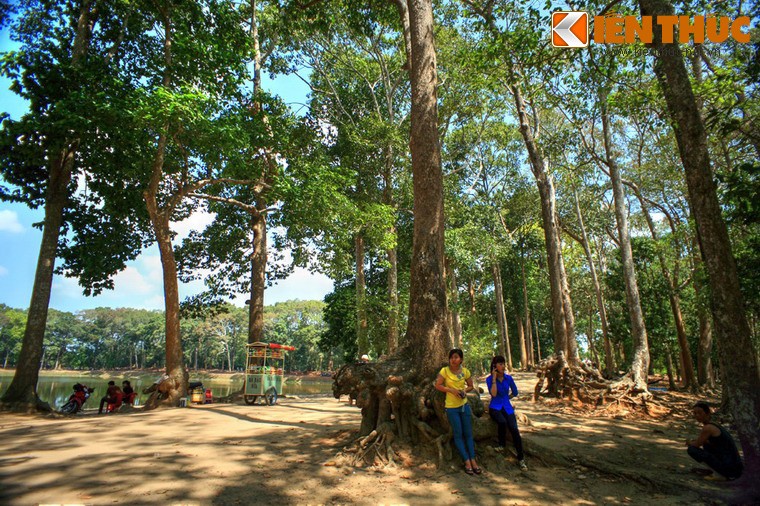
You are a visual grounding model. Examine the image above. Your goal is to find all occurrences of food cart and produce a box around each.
[244,342,295,405]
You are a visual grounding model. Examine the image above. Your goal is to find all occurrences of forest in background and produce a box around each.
[0,300,333,372]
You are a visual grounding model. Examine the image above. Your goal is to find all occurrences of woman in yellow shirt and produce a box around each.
[434,348,481,474]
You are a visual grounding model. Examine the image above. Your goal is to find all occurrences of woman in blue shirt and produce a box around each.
[486,355,527,470]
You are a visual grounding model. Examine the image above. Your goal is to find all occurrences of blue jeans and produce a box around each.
[489,408,524,460]
[446,404,476,462]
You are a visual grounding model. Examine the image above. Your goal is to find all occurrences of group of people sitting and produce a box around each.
[435,347,744,482]
[98,380,136,414]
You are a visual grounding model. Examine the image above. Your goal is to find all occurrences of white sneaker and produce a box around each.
[519,460,528,471]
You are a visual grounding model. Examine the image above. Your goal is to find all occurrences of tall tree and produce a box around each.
[0,0,145,410]
[639,0,760,494]
[404,0,449,375]
[599,91,650,392]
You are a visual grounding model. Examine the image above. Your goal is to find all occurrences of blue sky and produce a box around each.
[0,21,333,313]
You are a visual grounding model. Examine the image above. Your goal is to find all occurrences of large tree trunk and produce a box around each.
[600,95,650,392]
[405,0,449,377]
[248,208,266,344]
[1,1,96,412]
[640,0,760,493]
[574,191,615,376]
[1,150,73,411]
[247,0,274,348]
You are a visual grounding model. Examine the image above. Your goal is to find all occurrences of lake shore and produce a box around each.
[0,367,335,380]
[0,368,245,380]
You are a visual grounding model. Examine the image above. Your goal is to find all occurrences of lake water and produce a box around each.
[0,370,334,409]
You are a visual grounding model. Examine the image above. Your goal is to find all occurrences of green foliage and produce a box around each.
[0,301,330,372]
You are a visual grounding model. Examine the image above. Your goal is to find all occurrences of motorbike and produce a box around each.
[59,383,94,414]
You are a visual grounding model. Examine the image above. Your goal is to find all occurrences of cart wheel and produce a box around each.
[244,395,257,405]
[264,387,278,406]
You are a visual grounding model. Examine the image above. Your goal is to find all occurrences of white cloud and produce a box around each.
[171,211,216,242]
[111,266,155,295]
[50,256,166,310]
[264,267,333,305]
[0,265,8,276]
[0,210,24,233]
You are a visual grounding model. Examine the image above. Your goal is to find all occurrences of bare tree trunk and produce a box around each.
[517,311,527,369]
[632,187,696,390]
[468,278,477,314]
[558,243,579,362]
[383,124,399,354]
[534,316,541,361]
[1,1,96,411]
[492,263,512,369]
[446,257,463,349]
[697,303,715,388]
[355,233,369,355]
[387,231,399,353]
[142,7,188,408]
[665,346,677,390]
[520,255,534,366]
[640,0,760,489]
[404,0,449,377]
[248,209,266,344]
[247,0,271,349]
[574,191,615,376]
[526,318,534,366]
[587,309,601,368]
[600,94,649,392]
[691,240,715,389]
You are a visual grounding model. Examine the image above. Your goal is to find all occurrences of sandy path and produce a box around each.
[0,373,727,505]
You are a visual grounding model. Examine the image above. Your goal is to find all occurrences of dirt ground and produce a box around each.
[0,372,739,505]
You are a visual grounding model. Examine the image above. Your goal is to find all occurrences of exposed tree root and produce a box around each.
[331,353,528,470]
[533,352,660,415]
[0,398,52,414]
[141,373,185,410]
